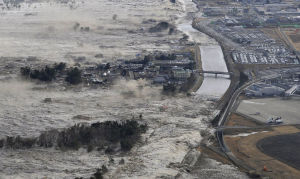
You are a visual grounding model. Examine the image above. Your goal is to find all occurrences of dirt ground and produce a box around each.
[225,112,261,127]
[261,28,286,44]
[187,45,204,93]
[191,145,249,179]
[262,27,300,52]
[198,145,232,166]
[282,28,300,51]
[225,126,300,178]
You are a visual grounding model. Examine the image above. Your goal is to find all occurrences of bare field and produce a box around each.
[282,28,300,51]
[263,27,300,52]
[224,126,300,179]
[257,132,300,170]
[261,28,284,43]
[225,113,262,127]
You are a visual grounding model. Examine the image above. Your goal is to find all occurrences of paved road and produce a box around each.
[215,73,281,171]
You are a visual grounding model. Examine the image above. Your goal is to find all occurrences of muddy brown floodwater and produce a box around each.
[0,0,185,62]
[0,0,249,178]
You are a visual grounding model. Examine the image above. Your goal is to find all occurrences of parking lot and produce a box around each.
[211,20,299,65]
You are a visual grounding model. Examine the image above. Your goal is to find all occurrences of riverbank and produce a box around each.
[192,19,240,108]
[173,1,249,178]
[176,2,232,100]
[195,45,231,99]
[188,45,204,93]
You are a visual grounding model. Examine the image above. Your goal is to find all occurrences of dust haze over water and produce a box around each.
[0,0,248,178]
[0,0,187,62]
[0,78,247,178]
[0,77,213,178]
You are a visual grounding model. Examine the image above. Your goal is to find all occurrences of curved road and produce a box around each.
[216,73,281,170]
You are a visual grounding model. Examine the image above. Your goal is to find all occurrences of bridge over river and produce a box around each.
[193,70,232,78]
[195,45,231,99]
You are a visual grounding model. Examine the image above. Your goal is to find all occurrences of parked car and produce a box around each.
[267,116,283,124]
